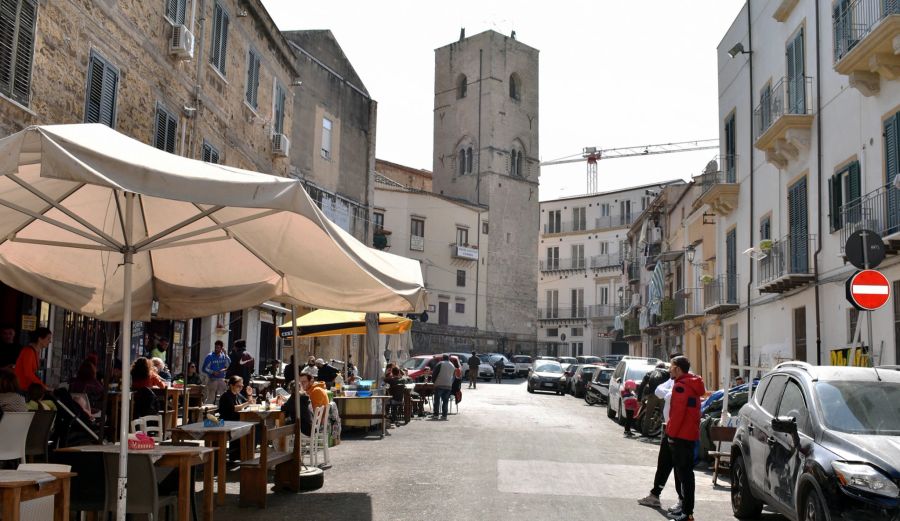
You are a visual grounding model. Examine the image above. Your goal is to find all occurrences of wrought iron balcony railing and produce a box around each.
[673,288,703,319]
[540,257,586,272]
[538,307,587,320]
[839,182,900,252]
[587,304,621,319]
[833,0,900,63]
[757,233,816,293]
[704,273,740,314]
[594,212,634,230]
[753,76,814,141]
[590,252,623,269]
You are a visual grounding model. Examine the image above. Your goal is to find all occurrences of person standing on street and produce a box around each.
[493,357,504,384]
[431,354,454,420]
[638,358,683,515]
[663,356,705,521]
[201,340,230,404]
[468,351,480,389]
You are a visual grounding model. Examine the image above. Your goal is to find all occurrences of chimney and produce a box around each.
[511,30,516,40]
[459,28,465,41]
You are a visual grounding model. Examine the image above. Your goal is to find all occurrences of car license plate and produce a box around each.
[542,382,555,388]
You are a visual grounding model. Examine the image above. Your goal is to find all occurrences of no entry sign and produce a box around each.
[847,269,892,311]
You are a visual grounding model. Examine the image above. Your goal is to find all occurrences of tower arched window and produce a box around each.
[466,147,473,173]
[457,74,467,99]
[458,148,466,175]
[511,146,525,177]
[509,72,522,100]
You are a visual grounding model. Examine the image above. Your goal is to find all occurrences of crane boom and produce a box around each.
[540,139,719,193]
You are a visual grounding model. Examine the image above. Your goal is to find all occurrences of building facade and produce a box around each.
[431,29,540,354]
[714,0,900,379]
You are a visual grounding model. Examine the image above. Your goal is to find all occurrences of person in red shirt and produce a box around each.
[665,356,705,521]
[15,327,51,392]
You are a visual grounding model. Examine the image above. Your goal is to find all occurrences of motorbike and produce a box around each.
[584,380,607,406]
[638,395,663,437]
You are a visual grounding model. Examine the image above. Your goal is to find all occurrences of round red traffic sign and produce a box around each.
[849,269,892,311]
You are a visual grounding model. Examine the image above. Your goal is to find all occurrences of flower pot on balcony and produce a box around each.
[759,239,773,252]
[700,274,715,285]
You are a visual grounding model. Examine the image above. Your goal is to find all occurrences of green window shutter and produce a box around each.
[274,84,286,134]
[886,114,899,234]
[210,4,228,74]
[788,178,809,272]
[829,174,842,231]
[848,161,861,201]
[725,114,736,182]
[787,30,805,114]
[154,105,177,153]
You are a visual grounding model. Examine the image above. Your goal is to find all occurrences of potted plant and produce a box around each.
[700,274,715,285]
[759,239,773,252]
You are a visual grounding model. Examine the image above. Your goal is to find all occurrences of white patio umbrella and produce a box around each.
[0,124,425,519]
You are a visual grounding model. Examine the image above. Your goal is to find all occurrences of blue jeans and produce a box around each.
[434,387,452,417]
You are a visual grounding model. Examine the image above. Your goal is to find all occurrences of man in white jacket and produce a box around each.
[638,359,683,516]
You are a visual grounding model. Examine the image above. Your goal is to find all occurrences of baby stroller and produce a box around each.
[51,387,102,449]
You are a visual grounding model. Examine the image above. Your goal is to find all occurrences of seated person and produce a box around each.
[383,367,407,423]
[0,368,27,412]
[69,359,103,413]
[151,357,173,383]
[218,376,256,461]
[26,383,56,411]
[131,357,166,389]
[315,358,339,385]
[175,362,203,385]
[281,382,313,437]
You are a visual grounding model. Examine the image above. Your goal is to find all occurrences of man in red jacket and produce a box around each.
[665,356,705,521]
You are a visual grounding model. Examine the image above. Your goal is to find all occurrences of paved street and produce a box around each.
[216,379,785,521]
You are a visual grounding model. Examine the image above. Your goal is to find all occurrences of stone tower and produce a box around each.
[433,30,539,352]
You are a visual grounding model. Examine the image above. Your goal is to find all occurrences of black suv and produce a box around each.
[731,362,900,521]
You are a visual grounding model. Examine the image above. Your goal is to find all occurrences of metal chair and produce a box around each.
[0,411,34,463]
[102,452,177,521]
[25,409,56,462]
[17,463,71,521]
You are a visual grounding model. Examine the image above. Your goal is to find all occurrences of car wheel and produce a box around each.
[585,391,598,406]
[802,488,827,521]
[527,383,534,393]
[607,400,616,419]
[731,455,764,519]
[617,400,626,426]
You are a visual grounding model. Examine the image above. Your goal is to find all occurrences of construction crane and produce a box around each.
[541,139,719,194]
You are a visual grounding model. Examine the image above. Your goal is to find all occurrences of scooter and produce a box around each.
[584,380,607,406]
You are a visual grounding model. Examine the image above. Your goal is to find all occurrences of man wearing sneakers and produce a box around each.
[638,357,683,516]
[664,356,705,521]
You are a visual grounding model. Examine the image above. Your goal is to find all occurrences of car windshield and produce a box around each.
[625,365,654,382]
[535,363,563,373]
[596,371,612,384]
[815,381,900,435]
[401,358,428,370]
[513,356,532,363]
[559,357,576,364]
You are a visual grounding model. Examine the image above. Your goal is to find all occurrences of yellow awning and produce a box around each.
[278,308,412,338]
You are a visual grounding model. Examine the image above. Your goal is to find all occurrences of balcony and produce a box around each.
[673,288,703,320]
[540,257,586,272]
[839,182,900,256]
[623,317,641,340]
[450,244,479,260]
[590,252,623,270]
[543,220,588,235]
[644,243,662,270]
[757,234,816,293]
[754,77,815,169]
[594,212,634,230]
[587,304,620,320]
[626,260,641,283]
[696,164,739,216]
[704,274,740,314]
[658,297,677,325]
[833,0,900,96]
[410,234,425,251]
[538,307,587,322]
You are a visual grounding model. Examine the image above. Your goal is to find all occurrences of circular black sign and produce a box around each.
[845,229,885,270]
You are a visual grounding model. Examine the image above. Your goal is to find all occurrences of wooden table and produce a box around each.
[0,470,74,521]
[57,445,213,521]
[171,421,256,506]
[334,395,390,438]
[239,406,286,451]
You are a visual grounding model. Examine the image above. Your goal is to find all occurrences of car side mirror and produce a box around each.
[771,416,797,435]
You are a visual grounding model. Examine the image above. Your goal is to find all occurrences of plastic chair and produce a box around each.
[17,463,71,521]
[25,410,56,462]
[299,406,325,466]
[52,450,105,519]
[131,414,164,442]
[0,411,34,463]
[102,452,177,521]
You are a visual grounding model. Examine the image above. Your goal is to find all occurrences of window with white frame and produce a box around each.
[456,269,465,287]
[546,290,559,318]
[547,210,561,233]
[641,196,651,210]
[456,227,469,246]
[455,302,465,313]
[410,218,425,251]
[546,246,559,270]
[571,288,584,317]
[599,286,609,306]
[571,244,584,269]
[620,200,632,225]
[373,212,384,230]
[599,241,609,255]
[600,203,610,217]
[573,207,586,231]
[571,327,584,337]
[321,117,333,159]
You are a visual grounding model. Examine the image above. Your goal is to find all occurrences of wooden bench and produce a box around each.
[239,422,302,508]
[710,424,737,486]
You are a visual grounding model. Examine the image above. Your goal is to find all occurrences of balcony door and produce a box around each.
[786,29,806,114]
[788,178,809,274]
[885,113,899,235]
[726,228,737,302]
[438,301,449,325]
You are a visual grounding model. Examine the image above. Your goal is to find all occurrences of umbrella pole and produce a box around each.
[182,318,192,426]
[116,192,135,521]
[290,305,302,456]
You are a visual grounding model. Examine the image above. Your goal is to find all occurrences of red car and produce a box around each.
[400,354,461,382]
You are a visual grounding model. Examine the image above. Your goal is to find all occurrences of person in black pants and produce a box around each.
[638,366,683,514]
[663,356,705,521]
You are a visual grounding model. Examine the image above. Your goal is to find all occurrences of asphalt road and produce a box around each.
[217,378,788,521]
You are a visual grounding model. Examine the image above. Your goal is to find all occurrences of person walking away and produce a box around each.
[622,379,640,436]
[493,357,504,384]
[468,352,480,389]
[431,354,454,420]
[663,356,705,521]
[15,327,51,392]
[0,325,21,369]
[638,358,683,514]
[201,340,230,404]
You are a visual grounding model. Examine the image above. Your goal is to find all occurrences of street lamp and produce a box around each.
[686,245,696,264]
[617,287,624,309]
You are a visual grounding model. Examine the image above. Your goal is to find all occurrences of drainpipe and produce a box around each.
[474,48,483,331]
[812,0,824,365]
[745,1,755,377]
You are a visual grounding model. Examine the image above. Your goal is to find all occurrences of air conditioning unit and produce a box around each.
[169,24,194,59]
[649,227,663,243]
[272,133,290,157]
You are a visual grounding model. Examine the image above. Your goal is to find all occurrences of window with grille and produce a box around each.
[154,103,178,153]
[273,82,286,134]
[455,302,465,313]
[456,269,465,287]
[165,0,187,24]
[547,328,558,337]
[245,49,260,108]
[571,327,584,337]
[321,117,333,159]
[201,141,220,163]
[209,2,229,74]
[373,212,384,230]
[84,51,118,128]
[0,0,37,106]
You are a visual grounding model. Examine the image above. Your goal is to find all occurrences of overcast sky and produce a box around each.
[262,0,746,200]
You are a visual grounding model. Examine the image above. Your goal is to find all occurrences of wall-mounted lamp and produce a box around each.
[728,42,751,58]
[151,298,160,318]
[686,245,696,263]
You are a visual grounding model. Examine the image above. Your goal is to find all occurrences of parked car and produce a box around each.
[585,367,615,405]
[448,352,494,380]
[731,362,900,521]
[512,355,533,377]
[575,355,602,365]
[558,356,577,366]
[570,364,604,398]
[562,364,581,394]
[607,357,658,424]
[600,354,626,366]
[401,355,434,382]
[526,360,566,394]
[483,354,517,378]
[536,356,559,362]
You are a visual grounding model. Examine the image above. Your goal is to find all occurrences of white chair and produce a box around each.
[0,411,34,463]
[299,406,325,467]
[131,414,164,442]
[17,463,71,521]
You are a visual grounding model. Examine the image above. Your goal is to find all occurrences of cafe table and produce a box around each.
[0,470,75,521]
[56,444,214,521]
[333,395,391,438]
[239,405,287,451]
[170,420,255,506]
